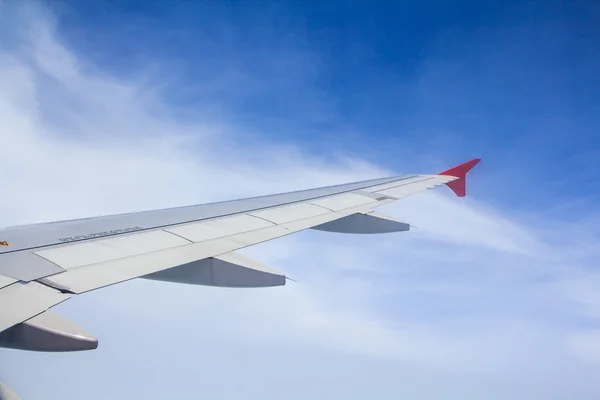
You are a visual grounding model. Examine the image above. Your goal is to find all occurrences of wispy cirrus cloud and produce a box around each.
[1,2,600,400]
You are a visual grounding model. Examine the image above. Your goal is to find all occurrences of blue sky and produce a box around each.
[1,1,600,399]
[47,0,600,213]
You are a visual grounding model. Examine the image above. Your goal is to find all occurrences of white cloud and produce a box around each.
[1,2,600,399]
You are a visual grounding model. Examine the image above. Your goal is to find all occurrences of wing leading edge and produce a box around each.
[0,159,480,353]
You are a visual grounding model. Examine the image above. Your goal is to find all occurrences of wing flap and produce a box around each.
[35,230,191,270]
[41,210,346,294]
[42,239,237,294]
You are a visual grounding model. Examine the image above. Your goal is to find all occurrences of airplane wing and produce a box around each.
[0,159,480,354]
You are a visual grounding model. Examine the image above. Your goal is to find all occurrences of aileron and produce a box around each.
[373,175,455,199]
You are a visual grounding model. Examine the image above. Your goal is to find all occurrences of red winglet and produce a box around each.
[437,158,481,197]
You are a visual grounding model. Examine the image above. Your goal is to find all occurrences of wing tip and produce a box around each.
[437,158,481,197]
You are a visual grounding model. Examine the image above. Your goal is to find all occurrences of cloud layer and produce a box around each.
[1,2,599,399]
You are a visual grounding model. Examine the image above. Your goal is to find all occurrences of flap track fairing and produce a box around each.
[311,211,410,234]
[141,252,286,288]
[0,310,97,352]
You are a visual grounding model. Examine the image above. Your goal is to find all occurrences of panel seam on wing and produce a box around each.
[306,202,335,211]
[242,213,280,226]
[30,253,67,272]
[160,230,194,244]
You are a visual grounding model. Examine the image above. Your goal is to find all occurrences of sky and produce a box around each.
[1,0,599,398]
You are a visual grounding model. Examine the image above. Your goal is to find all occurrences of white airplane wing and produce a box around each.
[0,159,480,355]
